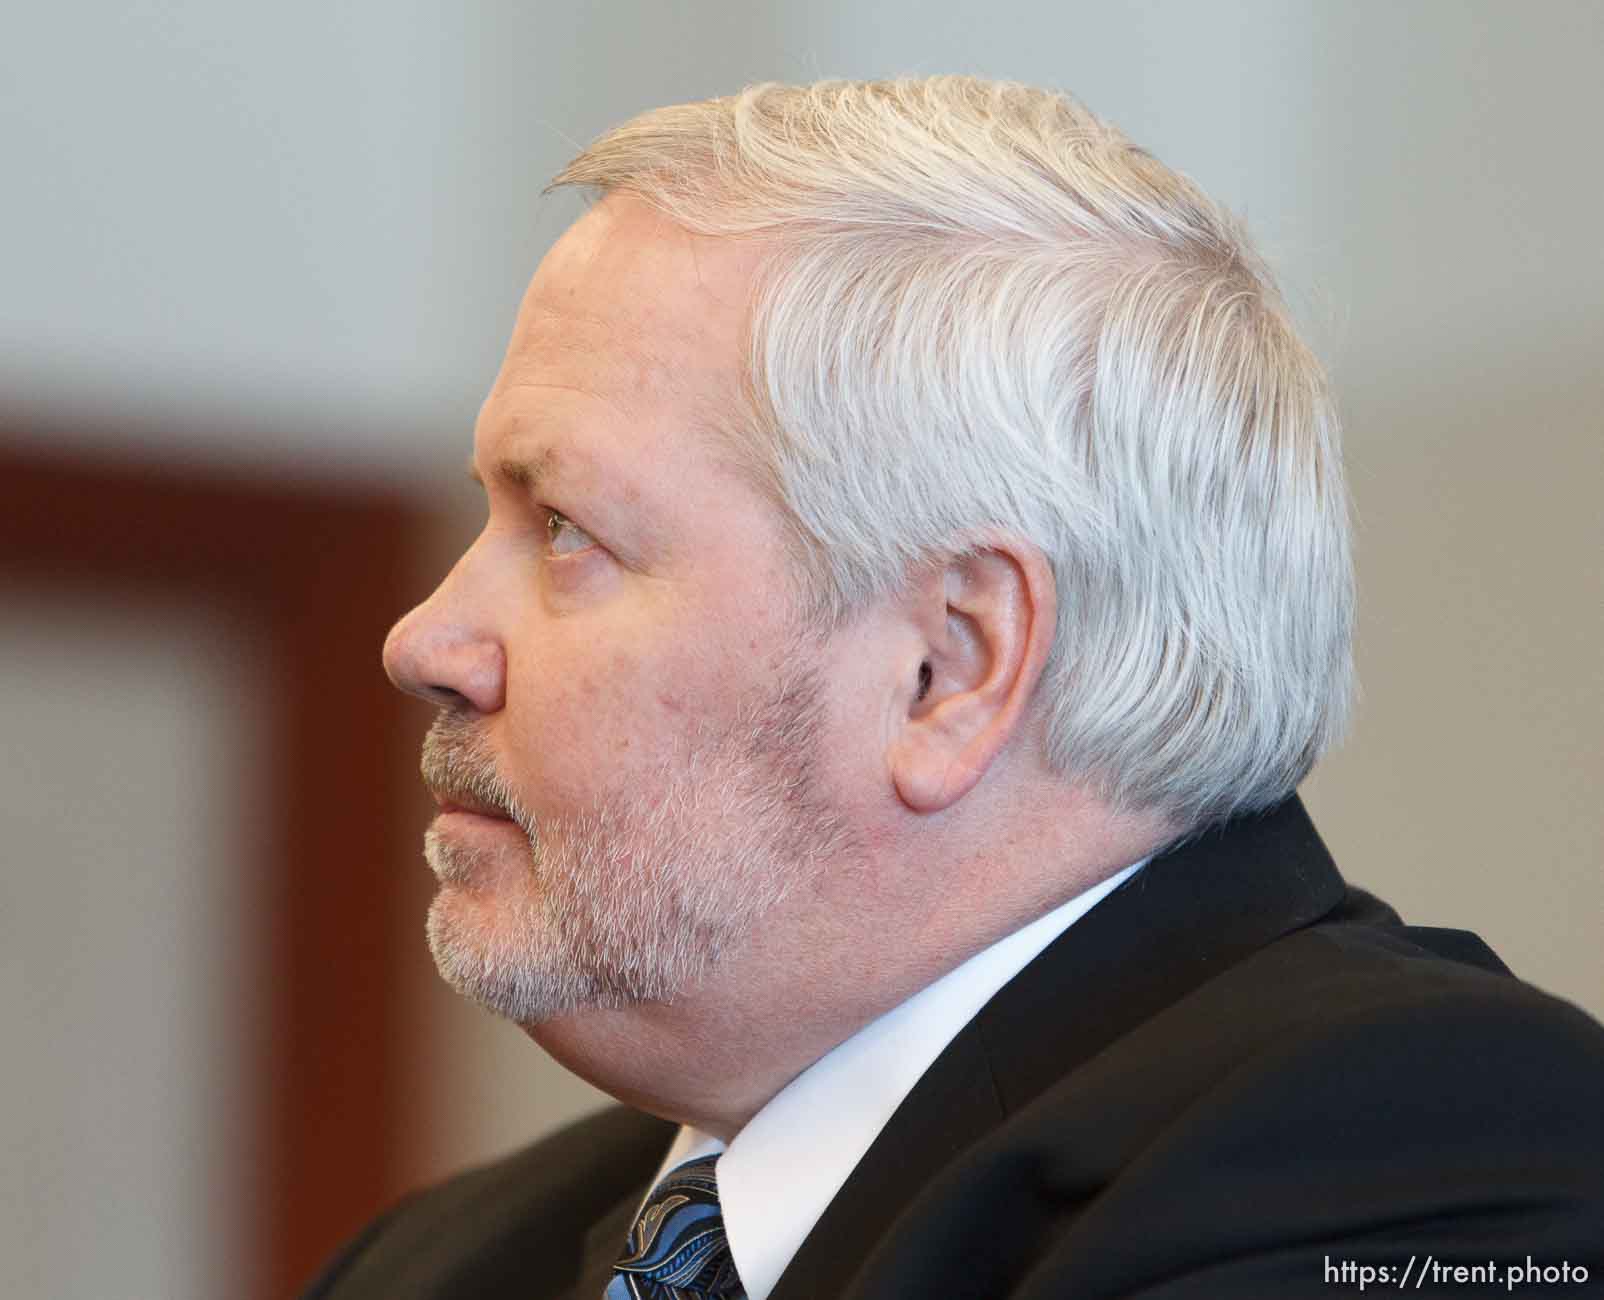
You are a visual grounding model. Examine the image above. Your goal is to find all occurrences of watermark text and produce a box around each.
[1323,1255,1590,1291]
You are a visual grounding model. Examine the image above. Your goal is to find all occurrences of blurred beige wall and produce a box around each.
[2,598,266,1299]
[4,0,1599,1243]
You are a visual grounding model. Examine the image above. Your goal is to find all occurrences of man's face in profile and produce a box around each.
[382,197,864,1026]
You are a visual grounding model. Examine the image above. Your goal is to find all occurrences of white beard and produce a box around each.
[419,664,861,1025]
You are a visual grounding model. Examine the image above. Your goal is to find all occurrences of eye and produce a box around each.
[544,508,595,558]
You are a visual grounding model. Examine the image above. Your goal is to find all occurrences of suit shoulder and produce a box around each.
[1140,931,1603,1237]
[1224,929,1604,1118]
[971,933,1604,1295]
[301,1106,674,1299]
[1181,915,1604,1108]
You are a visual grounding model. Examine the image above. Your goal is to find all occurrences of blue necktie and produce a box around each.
[604,1155,745,1299]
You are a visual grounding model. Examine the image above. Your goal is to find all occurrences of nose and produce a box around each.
[382,557,506,714]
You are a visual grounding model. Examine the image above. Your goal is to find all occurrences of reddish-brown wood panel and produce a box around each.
[0,443,427,1299]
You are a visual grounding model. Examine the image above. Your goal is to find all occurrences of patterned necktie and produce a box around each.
[604,1154,745,1299]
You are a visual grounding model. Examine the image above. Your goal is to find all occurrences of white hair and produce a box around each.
[550,76,1354,834]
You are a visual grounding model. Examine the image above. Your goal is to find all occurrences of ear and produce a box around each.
[888,538,1058,813]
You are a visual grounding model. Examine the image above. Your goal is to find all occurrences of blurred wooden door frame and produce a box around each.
[1,443,426,1299]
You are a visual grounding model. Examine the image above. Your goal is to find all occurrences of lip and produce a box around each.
[431,792,513,821]
[431,807,523,845]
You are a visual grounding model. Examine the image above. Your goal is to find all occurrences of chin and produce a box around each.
[425,888,593,1024]
[423,873,736,1028]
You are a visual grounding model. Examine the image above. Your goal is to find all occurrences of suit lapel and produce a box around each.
[568,1186,643,1300]
[771,795,1349,1299]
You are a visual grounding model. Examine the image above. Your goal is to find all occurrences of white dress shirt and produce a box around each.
[645,858,1148,1300]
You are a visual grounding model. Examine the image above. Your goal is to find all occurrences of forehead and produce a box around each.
[477,195,766,477]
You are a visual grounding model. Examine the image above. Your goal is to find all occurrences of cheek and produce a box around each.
[503,641,710,801]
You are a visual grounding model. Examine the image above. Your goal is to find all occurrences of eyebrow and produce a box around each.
[466,446,563,493]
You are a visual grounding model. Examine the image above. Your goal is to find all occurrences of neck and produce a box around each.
[524,806,1169,1141]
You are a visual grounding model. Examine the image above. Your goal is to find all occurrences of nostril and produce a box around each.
[421,683,473,710]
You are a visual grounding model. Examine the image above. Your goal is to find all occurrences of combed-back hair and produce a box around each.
[549,76,1354,835]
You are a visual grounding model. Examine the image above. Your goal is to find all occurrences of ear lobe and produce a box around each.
[890,722,985,812]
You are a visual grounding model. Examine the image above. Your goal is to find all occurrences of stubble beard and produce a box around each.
[418,660,860,1026]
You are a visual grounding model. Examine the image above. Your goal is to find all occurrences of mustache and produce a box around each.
[420,712,532,830]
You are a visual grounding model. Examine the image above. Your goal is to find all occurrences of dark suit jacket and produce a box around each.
[305,797,1604,1297]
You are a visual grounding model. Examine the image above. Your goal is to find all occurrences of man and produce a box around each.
[309,78,1604,1298]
